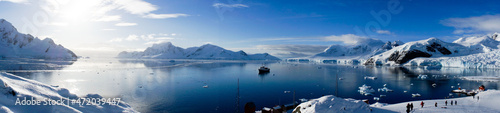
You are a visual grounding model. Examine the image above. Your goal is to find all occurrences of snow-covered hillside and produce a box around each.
[0,72,136,112]
[294,90,500,113]
[288,39,403,65]
[117,42,280,60]
[0,19,77,60]
[365,34,500,66]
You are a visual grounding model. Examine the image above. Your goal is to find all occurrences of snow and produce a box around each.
[0,19,77,60]
[287,40,404,65]
[117,42,280,60]
[461,76,500,82]
[294,90,500,113]
[358,84,375,96]
[293,95,374,113]
[0,72,137,112]
[365,34,500,68]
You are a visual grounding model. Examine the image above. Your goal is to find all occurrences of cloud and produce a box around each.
[115,22,137,26]
[108,38,123,42]
[125,35,139,41]
[212,3,249,8]
[102,28,116,31]
[0,0,28,4]
[273,52,311,58]
[256,45,328,54]
[145,40,171,45]
[441,14,500,34]
[142,13,189,19]
[93,15,121,22]
[376,30,393,35]
[113,0,157,15]
[323,34,377,45]
[109,33,174,43]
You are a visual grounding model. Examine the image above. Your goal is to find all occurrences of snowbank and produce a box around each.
[293,95,373,113]
[295,90,500,113]
[0,72,137,112]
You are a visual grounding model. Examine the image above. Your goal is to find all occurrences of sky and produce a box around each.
[1,0,500,58]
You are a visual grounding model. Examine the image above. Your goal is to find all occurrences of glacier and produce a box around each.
[117,42,280,60]
[288,38,404,65]
[0,19,77,60]
[365,33,500,68]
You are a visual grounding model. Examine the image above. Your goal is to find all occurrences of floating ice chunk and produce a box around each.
[451,86,455,88]
[358,84,375,96]
[418,74,428,79]
[412,93,421,97]
[404,91,408,93]
[378,87,394,92]
[410,83,413,86]
[380,95,386,97]
[203,85,208,88]
[364,76,377,80]
[432,83,437,87]
[299,98,308,102]
[373,97,380,101]
[452,89,466,93]
[284,91,291,93]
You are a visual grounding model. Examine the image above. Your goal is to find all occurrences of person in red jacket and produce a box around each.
[420,101,424,108]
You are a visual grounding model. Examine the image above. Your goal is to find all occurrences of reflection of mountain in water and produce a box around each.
[118,59,249,70]
[0,58,75,70]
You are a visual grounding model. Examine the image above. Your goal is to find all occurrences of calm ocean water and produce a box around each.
[1,58,498,113]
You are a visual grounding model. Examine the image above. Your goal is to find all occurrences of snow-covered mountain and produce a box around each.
[0,19,77,60]
[312,39,403,59]
[289,39,403,64]
[117,42,280,60]
[364,34,500,66]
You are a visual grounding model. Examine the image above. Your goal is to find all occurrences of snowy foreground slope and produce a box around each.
[118,42,280,60]
[0,72,137,113]
[294,90,500,113]
[0,19,77,60]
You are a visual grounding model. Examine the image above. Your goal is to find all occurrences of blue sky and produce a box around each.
[1,0,500,58]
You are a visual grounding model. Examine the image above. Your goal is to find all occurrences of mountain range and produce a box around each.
[117,42,281,60]
[0,19,77,60]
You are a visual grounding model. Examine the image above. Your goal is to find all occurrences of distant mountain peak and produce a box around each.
[118,42,280,60]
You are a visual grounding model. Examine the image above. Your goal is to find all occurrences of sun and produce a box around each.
[52,0,105,25]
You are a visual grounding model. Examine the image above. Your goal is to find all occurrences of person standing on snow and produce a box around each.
[451,100,453,105]
[410,103,413,111]
[435,102,437,107]
[445,100,448,106]
[455,100,457,105]
[420,101,424,108]
[406,103,410,113]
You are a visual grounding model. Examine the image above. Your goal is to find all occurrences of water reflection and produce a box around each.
[1,58,499,113]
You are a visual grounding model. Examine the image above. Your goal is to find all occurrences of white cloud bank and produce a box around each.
[109,33,174,43]
[212,3,249,8]
[0,0,27,3]
[142,13,190,19]
[376,30,393,35]
[323,34,377,45]
[441,14,500,34]
[115,22,137,26]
